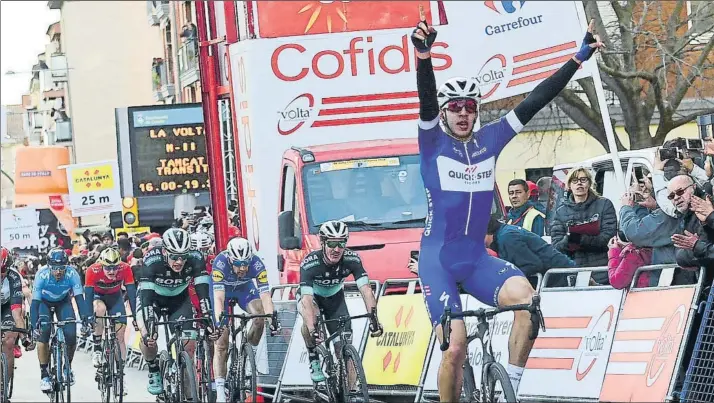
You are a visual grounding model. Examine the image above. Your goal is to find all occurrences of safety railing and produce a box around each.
[681,278,714,403]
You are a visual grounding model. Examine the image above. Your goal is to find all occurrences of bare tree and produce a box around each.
[554,0,714,151]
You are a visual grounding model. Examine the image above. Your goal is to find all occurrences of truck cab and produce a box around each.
[277,138,506,284]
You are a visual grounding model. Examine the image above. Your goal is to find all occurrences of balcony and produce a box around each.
[178,41,199,86]
[49,53,68,83]
[152,60,175,102]
[146,0,169,26]
[43,87,65,101]
[54,120,72,143]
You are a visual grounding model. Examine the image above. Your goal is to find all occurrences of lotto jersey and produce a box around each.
[85,262,135,295]
[418,112,523,244]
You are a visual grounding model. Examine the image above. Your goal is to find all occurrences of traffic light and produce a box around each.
[122,197,139,228]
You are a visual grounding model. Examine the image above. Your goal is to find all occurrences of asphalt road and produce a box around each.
[8,346,156,402]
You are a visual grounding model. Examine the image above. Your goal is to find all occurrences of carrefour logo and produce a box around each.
[484,1,543,37]
[484,1,526,14]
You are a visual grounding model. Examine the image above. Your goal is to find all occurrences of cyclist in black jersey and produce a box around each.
[298,220,384,383]
[136,228,215,396]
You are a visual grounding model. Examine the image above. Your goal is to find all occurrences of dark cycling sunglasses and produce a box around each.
[167,253,189,261]
[325,240,347,249]
[232,259,250,267]
[104,265,120,272]
[445,99,478,114]
[667,184,694,200]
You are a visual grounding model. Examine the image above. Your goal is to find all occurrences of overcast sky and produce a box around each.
[0,1,60,106]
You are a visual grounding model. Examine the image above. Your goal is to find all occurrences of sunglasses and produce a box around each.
[167,253,189,261]
[325,240,347,249]
[232,260,250,267]
[570,177,590,185]
[445,99,478,114]
[667,184,693,200]
[103,265,120,272]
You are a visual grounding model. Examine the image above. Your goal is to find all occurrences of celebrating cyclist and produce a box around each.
[84,247,137,368]
[210,237,279,403]
[136,228,213,396]
[30,248,92,391]
[298,221,383,383]
[1,247,32,387]
[411,14,603,400]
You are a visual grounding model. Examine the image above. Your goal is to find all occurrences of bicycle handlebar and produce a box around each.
[96,314,134,321]
[439,295,545,352]
[0,326,30,335]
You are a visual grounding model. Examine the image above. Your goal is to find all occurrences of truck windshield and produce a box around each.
[303,155,427,232]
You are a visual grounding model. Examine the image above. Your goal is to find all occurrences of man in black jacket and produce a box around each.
[486,216,575,288]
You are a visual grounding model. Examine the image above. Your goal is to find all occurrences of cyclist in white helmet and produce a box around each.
[298,220,383,384]
[210,237,279,402]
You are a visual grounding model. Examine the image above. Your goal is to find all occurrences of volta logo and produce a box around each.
[474,54,507,99]
[646,305,686,387]
[277,93,316,135]
[576,305,614,381]
[484,0,526,14]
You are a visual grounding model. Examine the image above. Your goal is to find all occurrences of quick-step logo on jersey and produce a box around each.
[436,156,496,192]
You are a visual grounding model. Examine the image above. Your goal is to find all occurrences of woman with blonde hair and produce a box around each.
[550,167,617,284]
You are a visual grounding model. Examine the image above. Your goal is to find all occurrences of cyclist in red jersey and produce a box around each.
[84,248,137,369]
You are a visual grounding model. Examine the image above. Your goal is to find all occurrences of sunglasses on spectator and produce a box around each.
[570,177,590,184]
[167,253,188,261]
[667,184,694,200]
[445,99,478,114]
[325,240,347,249]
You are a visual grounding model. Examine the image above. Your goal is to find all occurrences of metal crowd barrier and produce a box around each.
[680,278,714,403]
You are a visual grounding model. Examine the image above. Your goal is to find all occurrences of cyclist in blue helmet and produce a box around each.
[411,14,604,401]
[30,247,92,392]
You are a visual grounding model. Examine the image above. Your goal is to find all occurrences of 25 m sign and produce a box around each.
[63,160,122,218]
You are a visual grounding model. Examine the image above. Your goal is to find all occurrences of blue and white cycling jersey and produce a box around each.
[32,265,84,303]
[210,252,270,295]
[418,112,524,245]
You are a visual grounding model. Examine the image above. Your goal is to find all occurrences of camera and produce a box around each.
[659,147,681,161]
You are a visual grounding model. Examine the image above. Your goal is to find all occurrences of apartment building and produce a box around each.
[147,0,202,104]
[0,104,26,208]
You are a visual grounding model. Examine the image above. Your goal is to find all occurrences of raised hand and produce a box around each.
[411,5,437,54]
[574,19,605,63]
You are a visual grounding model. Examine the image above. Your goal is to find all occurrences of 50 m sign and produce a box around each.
[1,208,40,249]
[64,160,122,217]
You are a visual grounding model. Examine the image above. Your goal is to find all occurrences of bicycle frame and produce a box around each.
[0,326,29,401]
[40,307,82,400]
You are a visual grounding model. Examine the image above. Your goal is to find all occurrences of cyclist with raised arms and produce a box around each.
[1,247,33,389]
[298,221,384,383]
[136,228,213,395]
[210,237,280,403]
[411,14,603,401]
[84,247,137,368]
[30,248,92,391]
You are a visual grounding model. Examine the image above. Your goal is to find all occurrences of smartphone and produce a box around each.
[633,192,645,203]
[686,138,704,150]
[659,147,680,160]
[634,166,644,182]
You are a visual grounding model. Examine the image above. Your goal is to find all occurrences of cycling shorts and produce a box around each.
[37,298,77,345]
[419,236,524,327]
[298,289,351,338]
[1,303,16,328]
[210,280,260,315]
[136,293,197,335]
[93,292,128,325]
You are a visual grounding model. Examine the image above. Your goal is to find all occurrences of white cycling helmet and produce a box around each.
[225,237,252,262]
[437,77,482,110]
[162,228,191,254]
[319,220,349,241]
[197,216,214,234]
[190,231,214,251]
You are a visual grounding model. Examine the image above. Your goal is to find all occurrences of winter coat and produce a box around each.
[506,200,546,236]
[607,243,651,289]
[551,192,618,284]
[619,205,677,265]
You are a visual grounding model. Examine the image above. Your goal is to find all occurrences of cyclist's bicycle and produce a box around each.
[194,320,215,403]
[311,308,378,403]
[221,309,276,402]
[94,314,133,403]
[440,295,546,403]
[39,307,84,403]
[1,326,29,402]
[153,310,206,403]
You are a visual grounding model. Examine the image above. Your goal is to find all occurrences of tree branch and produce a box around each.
[554,88,625,152]
[670,34,714,110]
[671,107,714,130]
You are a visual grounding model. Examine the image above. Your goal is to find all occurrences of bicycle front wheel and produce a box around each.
[340,344,370,402]
[463,360,478,403]
[179,350,199,402]
[111,340,124,403]
[1,352,8,403]
[483,363,517,403]
[239,342,257,402]
[225,345,240,402]
[196,340,214,403]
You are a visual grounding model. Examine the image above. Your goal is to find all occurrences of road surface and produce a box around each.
[9,347,155,402]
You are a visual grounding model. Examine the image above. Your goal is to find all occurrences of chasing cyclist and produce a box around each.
[210,237,279,402]
[298,221,383,383]
[1,247,33,389]
[136,228,214,396]
[84,247,137,369]
[30,248,92,391]
[411,14,604,401]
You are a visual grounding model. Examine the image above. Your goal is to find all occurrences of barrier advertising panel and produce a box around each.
[64,160,122,217]
[600,287,696,402]
[280,294,369,386]
[363,294,432,386]
[519,288,625,399]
